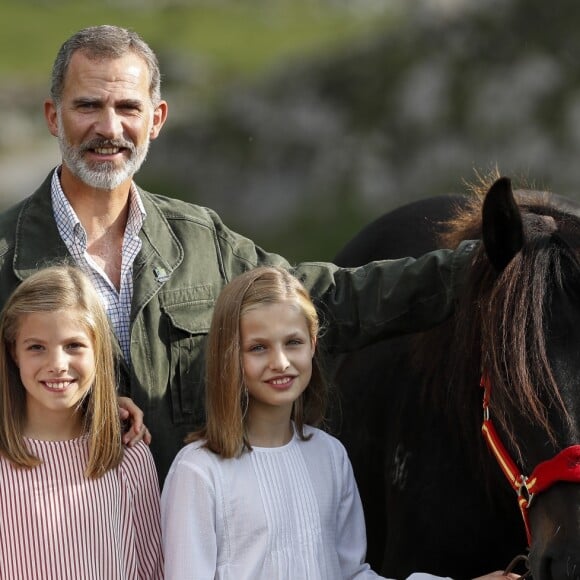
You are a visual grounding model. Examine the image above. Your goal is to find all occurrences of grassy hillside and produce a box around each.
[0,1,399,91]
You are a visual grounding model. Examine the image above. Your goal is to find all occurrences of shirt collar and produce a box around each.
[50,166,147,244]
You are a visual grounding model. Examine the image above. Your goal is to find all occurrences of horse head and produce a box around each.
[478,177,580,580]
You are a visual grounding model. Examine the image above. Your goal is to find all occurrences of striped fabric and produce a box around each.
[251,442,324,574]
[0,438,163,579]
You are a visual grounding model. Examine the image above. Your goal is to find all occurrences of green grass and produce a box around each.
[0,0,399,89]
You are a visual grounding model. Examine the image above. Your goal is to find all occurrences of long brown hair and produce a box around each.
[0,266,123,478]
[187,266,328,458]
[416,173,575,466]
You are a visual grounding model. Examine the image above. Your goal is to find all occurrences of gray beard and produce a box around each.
[56,121,150,191]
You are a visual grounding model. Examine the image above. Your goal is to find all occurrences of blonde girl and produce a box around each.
[0,265,162,579]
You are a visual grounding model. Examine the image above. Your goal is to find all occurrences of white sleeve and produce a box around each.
[335,443,383,579]
[161,450,218,580]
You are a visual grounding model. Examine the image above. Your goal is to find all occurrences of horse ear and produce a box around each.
[482,177,524,272]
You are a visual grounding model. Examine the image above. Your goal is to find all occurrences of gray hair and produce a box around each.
[50,25,162,106]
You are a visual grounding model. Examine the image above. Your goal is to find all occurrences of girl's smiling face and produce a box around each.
[241,301,315,418]
[12,309,95,437]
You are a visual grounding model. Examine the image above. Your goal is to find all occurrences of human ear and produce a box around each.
[44,99,60,138]
[149,100,168,140]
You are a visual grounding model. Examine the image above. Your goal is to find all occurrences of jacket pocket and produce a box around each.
[161,293,214,425]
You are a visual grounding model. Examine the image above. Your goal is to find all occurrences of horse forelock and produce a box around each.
[438,189,567,249]
[485,197,580,457]
[422,190,580,467]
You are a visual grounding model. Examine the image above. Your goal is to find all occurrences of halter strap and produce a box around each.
[480,373,580,545]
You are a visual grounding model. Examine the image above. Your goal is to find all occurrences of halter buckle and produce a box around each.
[517,475,535,508]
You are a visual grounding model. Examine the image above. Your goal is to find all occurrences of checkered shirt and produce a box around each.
[50,168,145,365]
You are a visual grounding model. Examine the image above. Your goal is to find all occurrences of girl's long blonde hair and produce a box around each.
[187,266,328,458]
[0,265,123,478]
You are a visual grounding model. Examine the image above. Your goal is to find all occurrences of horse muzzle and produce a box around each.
[528,483,580,580]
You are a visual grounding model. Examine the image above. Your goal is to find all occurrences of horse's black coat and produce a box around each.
[331,181,580,580]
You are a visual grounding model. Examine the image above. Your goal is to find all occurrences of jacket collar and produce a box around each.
[13,172,184,309]
[13,172,69,282]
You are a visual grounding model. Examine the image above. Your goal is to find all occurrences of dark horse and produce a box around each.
[332,178,580,580]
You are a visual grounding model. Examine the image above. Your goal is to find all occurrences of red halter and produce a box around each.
[480,373,580,545]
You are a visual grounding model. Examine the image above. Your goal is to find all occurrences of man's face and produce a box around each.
[45,51,167,191]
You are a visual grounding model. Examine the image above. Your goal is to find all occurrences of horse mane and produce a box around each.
[415,176,579,467]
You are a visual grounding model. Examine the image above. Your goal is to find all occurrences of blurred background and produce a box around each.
[2,0,580,262]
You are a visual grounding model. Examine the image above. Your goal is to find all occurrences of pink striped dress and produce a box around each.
[0,438,163,579]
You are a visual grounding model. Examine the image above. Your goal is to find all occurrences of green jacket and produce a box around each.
[0,173,475,482]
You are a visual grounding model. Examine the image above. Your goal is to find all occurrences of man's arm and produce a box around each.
[294,240,477,354]
[212,205,476,353]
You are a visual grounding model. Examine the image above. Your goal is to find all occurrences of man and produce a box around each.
[0,25,474,483]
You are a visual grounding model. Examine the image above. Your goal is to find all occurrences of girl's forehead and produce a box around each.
[240,301,311,333]
[16,308,90,335]
[240,300,308,326]
[242,300,302,318]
